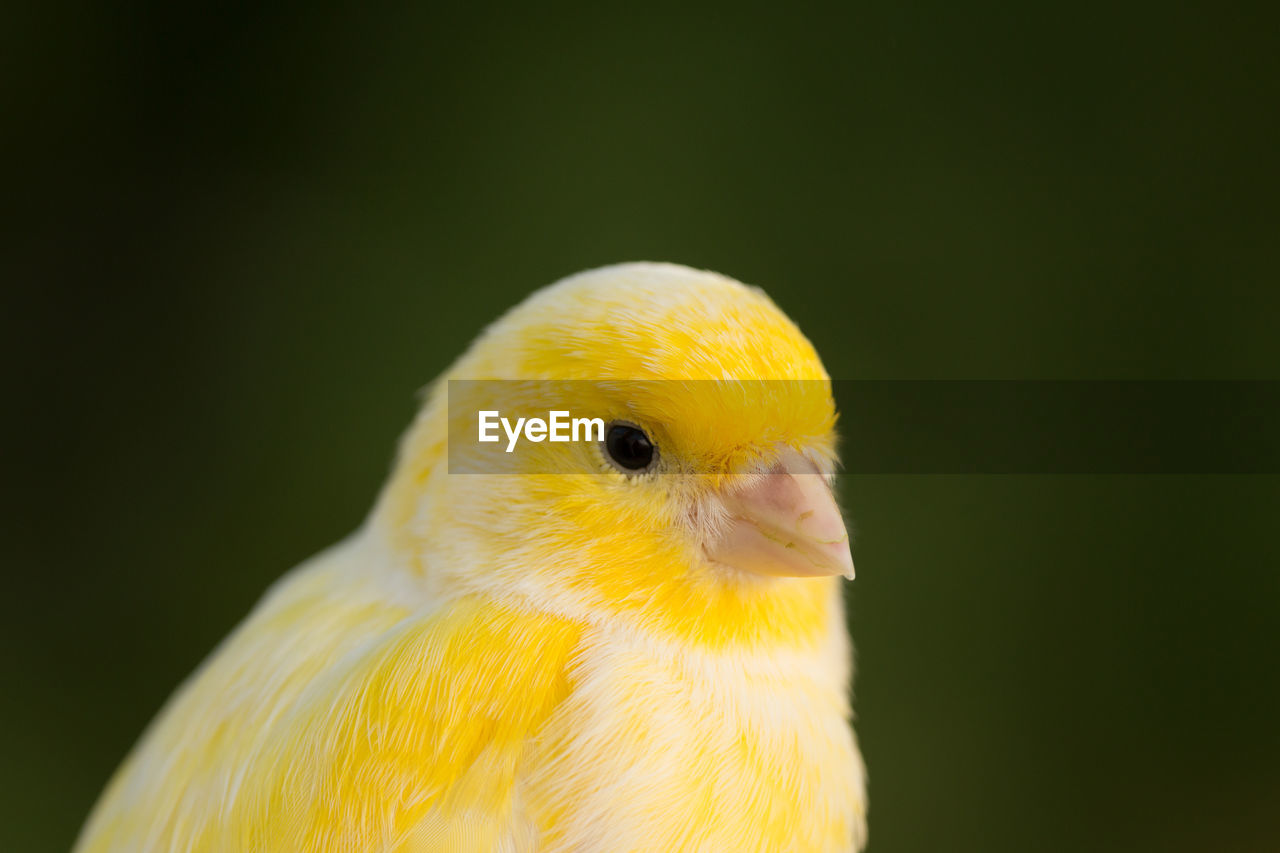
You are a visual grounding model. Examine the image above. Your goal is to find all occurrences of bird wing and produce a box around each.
[75,539,581,853]
[252,596,581,852]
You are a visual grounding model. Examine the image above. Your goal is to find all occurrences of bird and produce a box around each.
[75,262,868,852]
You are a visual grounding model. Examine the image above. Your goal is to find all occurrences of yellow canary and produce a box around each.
[76,262,868,852]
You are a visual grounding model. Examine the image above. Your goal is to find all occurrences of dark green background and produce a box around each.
[5,3,1278,851]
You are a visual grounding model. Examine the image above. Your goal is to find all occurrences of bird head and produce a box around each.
[372,263,853,648]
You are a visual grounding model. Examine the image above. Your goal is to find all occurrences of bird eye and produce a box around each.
[602,421,657,473]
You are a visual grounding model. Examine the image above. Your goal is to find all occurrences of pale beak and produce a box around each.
[706,448,855,579]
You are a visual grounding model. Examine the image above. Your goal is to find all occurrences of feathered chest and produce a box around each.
[519,632,867,853]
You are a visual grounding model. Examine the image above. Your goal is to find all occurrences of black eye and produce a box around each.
[603,421,657,473]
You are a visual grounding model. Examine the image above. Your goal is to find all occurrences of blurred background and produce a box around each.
[5,2,1279,851]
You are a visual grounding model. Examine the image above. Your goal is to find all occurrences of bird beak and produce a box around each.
[706,448,855,580]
